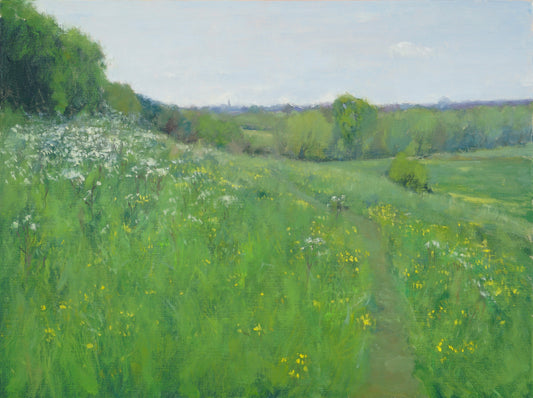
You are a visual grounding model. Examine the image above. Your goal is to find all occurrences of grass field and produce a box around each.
[0,116,531,397]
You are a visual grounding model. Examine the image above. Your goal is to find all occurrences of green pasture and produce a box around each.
[0,116,531,397]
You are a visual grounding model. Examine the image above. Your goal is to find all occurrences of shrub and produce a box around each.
[0,107,26,132]
[155,106,195,142]
[104,82,142,115]
[388,152,431,193]
[194,113,243,148]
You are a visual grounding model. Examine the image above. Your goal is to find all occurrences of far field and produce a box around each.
[0,116,531,397]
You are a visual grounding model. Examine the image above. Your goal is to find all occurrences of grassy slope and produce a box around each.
[228,144,532,396]
[0,117,376,397]
[0,117,531,397]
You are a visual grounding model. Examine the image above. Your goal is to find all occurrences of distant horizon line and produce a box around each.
[137,93,533,110]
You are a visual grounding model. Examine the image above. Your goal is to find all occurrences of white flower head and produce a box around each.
[219,195,237,206]
[424,240,440,249]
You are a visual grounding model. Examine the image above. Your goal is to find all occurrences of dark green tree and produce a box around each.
[0,0,107,115]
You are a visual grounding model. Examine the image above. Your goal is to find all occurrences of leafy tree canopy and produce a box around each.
[104,82,142,115]
[332,94,377,158]
[284,110,332,160]
[0,0,107,115]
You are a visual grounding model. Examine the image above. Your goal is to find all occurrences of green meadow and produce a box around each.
[1,2,532,395]
[0,115,531,397]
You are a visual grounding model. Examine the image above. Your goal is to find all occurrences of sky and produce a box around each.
[35,0,533,107]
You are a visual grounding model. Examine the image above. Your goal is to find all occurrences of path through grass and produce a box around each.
[276,170,426,396]
[1,117,530,396]
[354,216,425,398]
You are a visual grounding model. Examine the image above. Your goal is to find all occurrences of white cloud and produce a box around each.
[389,41,434,58]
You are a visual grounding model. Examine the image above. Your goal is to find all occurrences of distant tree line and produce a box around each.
[1,0,530,157]
[275,94,379,160]
[274,95,532,161]
[367,103,533,158]
[137,96,244,149]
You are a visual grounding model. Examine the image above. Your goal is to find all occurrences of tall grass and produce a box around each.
[1,116,531,396]
[0,116,373,397]
[272,153,532,397]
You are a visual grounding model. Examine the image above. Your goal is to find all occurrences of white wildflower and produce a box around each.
[187,215,203,224]
[219,195,237,206]
[155,168,168,177]
[198,190,211,200]
[301,236,326,251]
[62,169,85,181]
[424,240,440,249]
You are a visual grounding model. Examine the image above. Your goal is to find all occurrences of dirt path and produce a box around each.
[353,216,426,398]
[279,175,426,396]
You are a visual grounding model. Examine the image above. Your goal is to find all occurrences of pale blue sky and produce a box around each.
[35,0,533,107]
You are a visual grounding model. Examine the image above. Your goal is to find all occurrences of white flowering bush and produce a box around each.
[1,115,169,184]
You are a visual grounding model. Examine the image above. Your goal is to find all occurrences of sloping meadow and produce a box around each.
[1,115,531,397]
[275,154,533,397]
[0,116,373,397]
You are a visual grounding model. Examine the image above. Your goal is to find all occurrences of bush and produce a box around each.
[104,82,142,115]
[194,113,243,148]
[155,106,195,142]
[0,107,26,132]
[388,152,431,193]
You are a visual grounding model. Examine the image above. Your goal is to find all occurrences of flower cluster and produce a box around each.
[300,237,326,252]
[328,194,346,212]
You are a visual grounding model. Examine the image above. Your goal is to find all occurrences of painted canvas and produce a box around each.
[0,0,532,396]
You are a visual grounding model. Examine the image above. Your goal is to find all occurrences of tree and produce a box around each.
[283,110,333,160]
[332,94,377,158]
[0,0,107,115]
[0,0,60,112]
[192,112,243,148]
[50,27,107,115]
[403,108,439,156]
[152,106,194,142]
[104,82,142,115]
